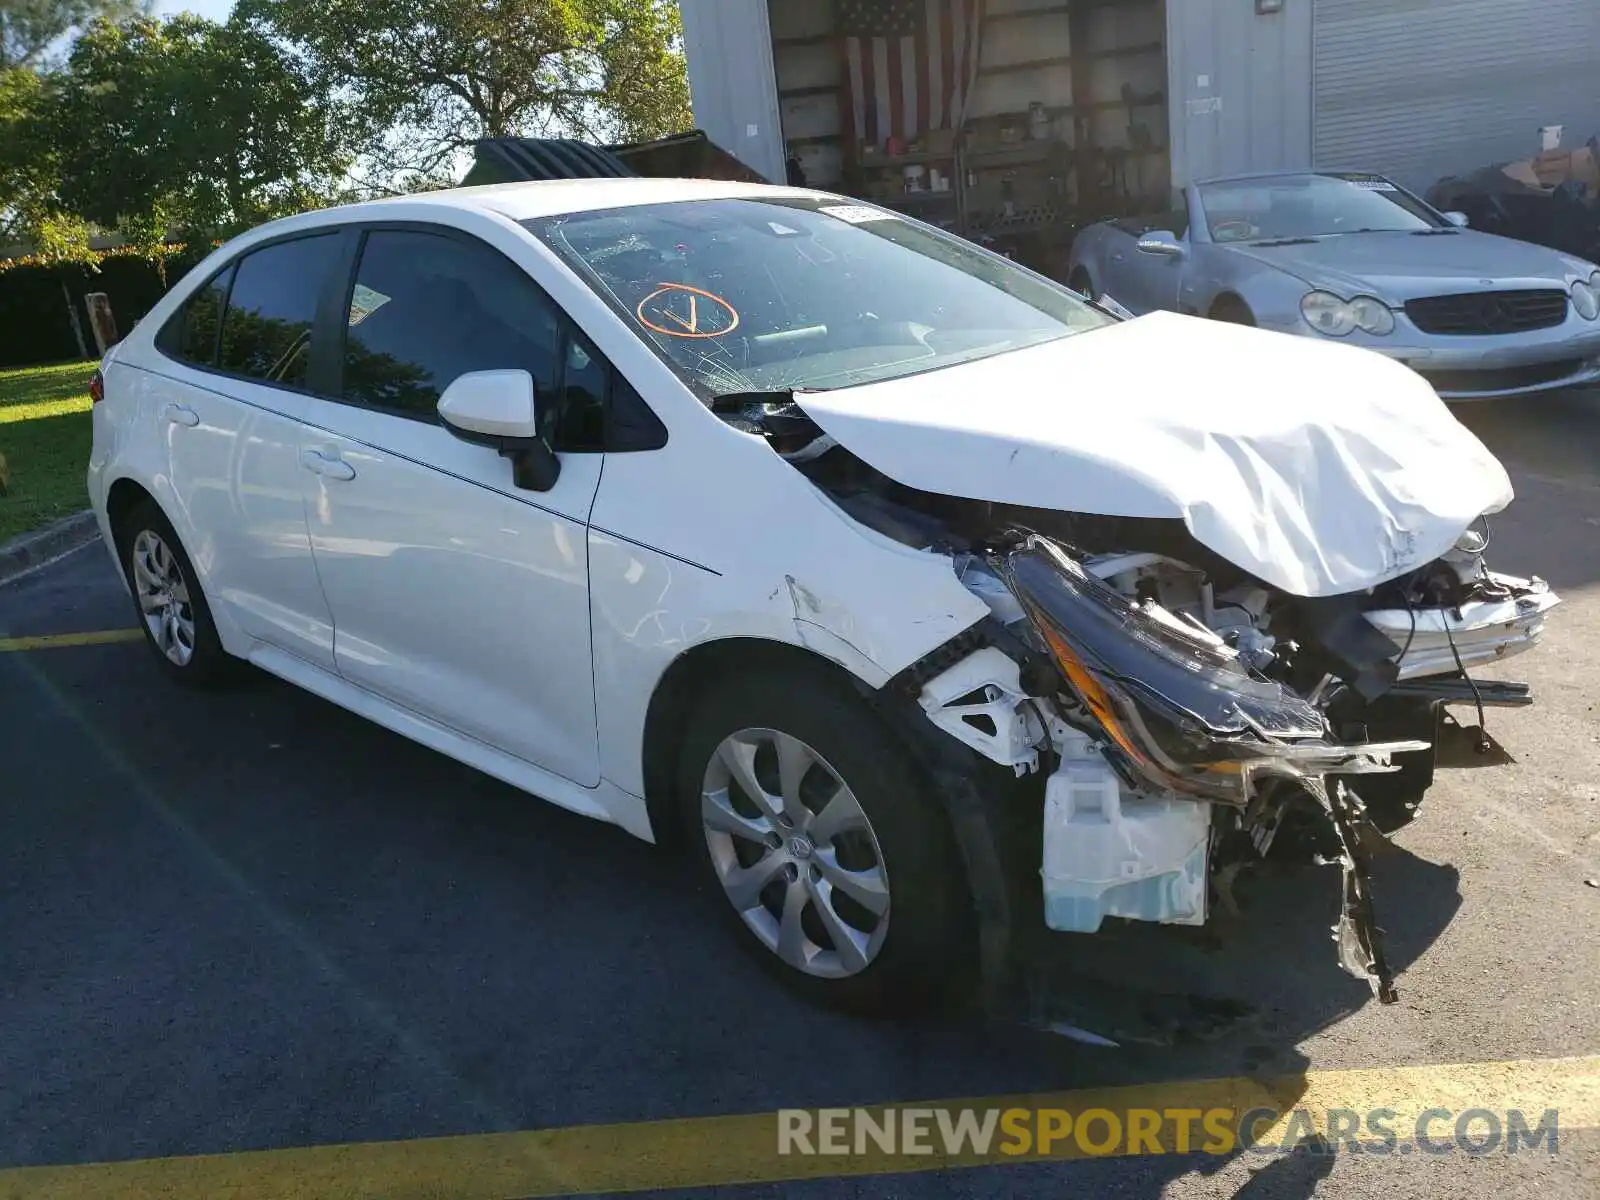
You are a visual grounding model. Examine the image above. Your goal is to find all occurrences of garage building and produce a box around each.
[680,0,1600,233]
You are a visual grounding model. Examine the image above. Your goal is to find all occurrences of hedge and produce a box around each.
[0,246,212,369]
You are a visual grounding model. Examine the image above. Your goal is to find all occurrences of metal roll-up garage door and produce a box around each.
[1313,0,1600,191]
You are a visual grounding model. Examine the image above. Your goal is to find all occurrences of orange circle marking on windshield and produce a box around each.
[636,284,740,339]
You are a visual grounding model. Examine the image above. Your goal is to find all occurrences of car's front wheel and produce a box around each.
[117,498,238,687]
[678,670,973,1014]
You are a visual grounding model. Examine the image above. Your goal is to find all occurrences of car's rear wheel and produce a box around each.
[677,671,973,1014]
[117,498,238,687]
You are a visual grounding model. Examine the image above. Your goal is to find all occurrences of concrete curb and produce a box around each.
[0,510,100,585]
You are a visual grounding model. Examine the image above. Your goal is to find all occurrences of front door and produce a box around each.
[299,226,604,787]
[1108,214,1190,315]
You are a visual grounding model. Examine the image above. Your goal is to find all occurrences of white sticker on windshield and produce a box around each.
[1349,179,1398,191]
[348,283,391,326]
[819,204,898,224]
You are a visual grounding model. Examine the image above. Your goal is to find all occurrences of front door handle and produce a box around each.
[301,448,356,481]
[162,402,199,427]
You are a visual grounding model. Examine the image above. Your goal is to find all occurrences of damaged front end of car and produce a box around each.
[721,389,1559,1026]
[993,536,1424,1004]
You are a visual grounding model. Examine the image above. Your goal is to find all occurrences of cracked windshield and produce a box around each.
[528,198,1111,398]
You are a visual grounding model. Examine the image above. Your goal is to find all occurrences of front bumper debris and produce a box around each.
[1364,573,1559,680]
[1309,778,1399,1004]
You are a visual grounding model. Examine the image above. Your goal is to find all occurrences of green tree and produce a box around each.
[45,14,366,245]
[0,62,98,354]
[0,0,146,71]
[238,0,691,189]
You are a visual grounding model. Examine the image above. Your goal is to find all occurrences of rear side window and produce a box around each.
[156,265,233,366]
[217,233,340,388]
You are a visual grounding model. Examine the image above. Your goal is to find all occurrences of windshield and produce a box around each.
[525,198,1111,399]
[1197,173,1445,243]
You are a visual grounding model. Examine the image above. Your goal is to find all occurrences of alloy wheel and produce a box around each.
[130,529,196,667]
[700,728,891,979]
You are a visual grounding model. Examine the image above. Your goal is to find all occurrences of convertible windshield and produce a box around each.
[1198,173,1445,243]
[525,198,1111,399]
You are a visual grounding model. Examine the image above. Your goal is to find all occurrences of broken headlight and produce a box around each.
[999,536,1423,804]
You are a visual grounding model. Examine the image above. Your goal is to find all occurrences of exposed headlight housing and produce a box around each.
[999,538,1425,806]
[1572,278,1600,321]
[1301,290,1395,336]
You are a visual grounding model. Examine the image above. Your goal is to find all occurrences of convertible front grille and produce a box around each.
[1404,289,1569,335]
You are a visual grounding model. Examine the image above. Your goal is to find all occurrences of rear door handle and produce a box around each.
[301,448,356,481]
[162,402,199,428]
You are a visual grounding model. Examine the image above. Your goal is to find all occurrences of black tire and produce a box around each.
[115,498,238,688]
[676,670,974,1015]
[1069,268,1096,299]
[1209,296,1256,325]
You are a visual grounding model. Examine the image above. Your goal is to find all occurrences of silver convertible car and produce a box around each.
[1068,170,1600,400]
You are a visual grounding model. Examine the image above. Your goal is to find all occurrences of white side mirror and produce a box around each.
[438,369,538,440]
[1444,211,1470,228]
[437,369,560,492]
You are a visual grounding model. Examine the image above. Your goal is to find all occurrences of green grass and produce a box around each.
[0,360,97,543]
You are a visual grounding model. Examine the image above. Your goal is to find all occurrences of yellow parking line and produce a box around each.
[0,1054,1595,1199]
[0,629,141,652]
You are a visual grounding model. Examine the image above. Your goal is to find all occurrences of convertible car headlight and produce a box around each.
[999,537,1425,804]
[1573,279,1600,321]
[1301,291,1394,336]
[1301,290,1355,336]
[1348,295,1395,335]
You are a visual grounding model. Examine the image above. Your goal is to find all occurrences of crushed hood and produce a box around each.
[795,311,1513,598]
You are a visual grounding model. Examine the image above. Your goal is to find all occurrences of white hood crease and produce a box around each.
[796,311,1514,598]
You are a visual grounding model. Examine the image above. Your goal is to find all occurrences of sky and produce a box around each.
[153,0,236,21]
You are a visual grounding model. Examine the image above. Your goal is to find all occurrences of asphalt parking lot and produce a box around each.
[2,389,1599,1199]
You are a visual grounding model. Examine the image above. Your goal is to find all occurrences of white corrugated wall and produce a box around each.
[1313,0,1600,190]
[678,0,787,184]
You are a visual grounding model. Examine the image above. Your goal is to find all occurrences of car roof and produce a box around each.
[310,176,831,226]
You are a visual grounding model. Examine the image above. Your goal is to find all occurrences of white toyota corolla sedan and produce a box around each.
[90,177,1557,1022]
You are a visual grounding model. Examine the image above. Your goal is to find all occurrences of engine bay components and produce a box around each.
[1041,722,1210,934]
[917,647,1046,776]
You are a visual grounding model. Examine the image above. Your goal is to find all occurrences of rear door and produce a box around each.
[297,224,607,786]
[144,233,342,671]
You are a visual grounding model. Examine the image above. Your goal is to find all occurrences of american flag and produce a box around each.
[837,0,987,148]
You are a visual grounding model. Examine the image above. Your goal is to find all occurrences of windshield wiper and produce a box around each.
[708,388,797,413]
[1411,228,1460,236]
[709,390,835,462]
[1249,237,1321,247]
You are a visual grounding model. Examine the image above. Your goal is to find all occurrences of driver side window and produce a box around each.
[339,228,611,451]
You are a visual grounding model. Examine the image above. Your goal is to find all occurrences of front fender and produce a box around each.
[1189,250,1316,329]
[585,416,991,799]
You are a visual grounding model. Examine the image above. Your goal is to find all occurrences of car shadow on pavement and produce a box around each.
[2,640,1464,1197]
